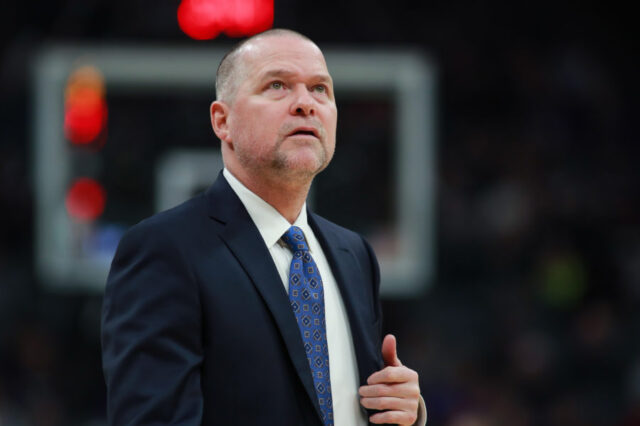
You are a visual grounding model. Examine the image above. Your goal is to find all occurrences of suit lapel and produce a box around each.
[308,213,382,387]
[205,174,323,420]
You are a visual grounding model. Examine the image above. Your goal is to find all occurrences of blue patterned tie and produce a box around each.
[282,226,334,425]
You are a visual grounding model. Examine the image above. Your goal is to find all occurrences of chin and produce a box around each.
[278,146,326,169]
[274,153,327,179]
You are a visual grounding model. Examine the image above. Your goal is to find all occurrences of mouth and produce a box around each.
[287,127,319,138]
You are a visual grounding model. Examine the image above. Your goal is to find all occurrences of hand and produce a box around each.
[359,334,421,425]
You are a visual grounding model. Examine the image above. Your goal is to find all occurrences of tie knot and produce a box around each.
[282,226,309,253]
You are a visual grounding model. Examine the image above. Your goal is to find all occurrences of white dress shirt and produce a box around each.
[223,169,367,425]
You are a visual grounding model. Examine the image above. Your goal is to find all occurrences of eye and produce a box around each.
[269,81,284,90]
[312,85,327,94]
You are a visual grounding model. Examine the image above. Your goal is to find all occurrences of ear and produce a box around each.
[210,100,232,144]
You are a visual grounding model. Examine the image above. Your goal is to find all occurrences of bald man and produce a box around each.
[102,29,426,425]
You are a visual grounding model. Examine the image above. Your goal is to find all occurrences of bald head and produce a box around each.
[215,29,316,103]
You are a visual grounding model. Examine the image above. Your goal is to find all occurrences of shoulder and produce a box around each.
[120,192,208,247]
[135,192,207,234]
[105,194,210,302]
[108,193,215,274]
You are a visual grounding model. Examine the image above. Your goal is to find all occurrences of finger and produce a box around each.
[360,396,417,413]
[367,365,419,385]
[381,334,402,367]
[369,409,418,425]
[359,383,420,399]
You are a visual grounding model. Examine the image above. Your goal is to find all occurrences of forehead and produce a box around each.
[238,35,331,82]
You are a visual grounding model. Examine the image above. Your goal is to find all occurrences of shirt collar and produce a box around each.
[223,168,309,249]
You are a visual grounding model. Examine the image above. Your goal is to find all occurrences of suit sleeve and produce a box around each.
[101,222,203,425]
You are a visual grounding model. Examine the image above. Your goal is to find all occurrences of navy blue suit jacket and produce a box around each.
[101,173,384,425]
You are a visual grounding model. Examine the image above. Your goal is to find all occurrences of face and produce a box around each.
[213,35,337,185]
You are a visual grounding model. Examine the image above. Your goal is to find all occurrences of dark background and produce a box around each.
[1,1,639,425]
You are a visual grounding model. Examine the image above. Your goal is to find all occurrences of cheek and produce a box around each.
[238,107,282,138]
[324,110,338,144]
[236,122,281,157]
[324,104,338,130]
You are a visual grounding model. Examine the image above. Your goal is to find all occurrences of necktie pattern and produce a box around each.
[282,226,334,425]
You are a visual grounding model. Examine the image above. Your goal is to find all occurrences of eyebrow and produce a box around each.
[259,69,333,85]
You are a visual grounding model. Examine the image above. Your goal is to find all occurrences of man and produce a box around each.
[102,28,425,425]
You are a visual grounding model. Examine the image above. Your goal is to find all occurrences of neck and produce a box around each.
[227,166,312,224]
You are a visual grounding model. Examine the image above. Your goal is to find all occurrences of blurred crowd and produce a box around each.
[387,29,640,425]
[1,0,637,425]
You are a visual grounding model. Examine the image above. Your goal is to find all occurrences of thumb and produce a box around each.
[381,334,402,367]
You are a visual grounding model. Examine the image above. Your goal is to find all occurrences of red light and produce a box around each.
[178,0,222,40]
[64,66,108,146]
[225,0,274,37]
[65,178,106,222]
[64,89,108,144]
[178,0,273,40]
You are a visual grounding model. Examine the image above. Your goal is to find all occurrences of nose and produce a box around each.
[289,85,315,116]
